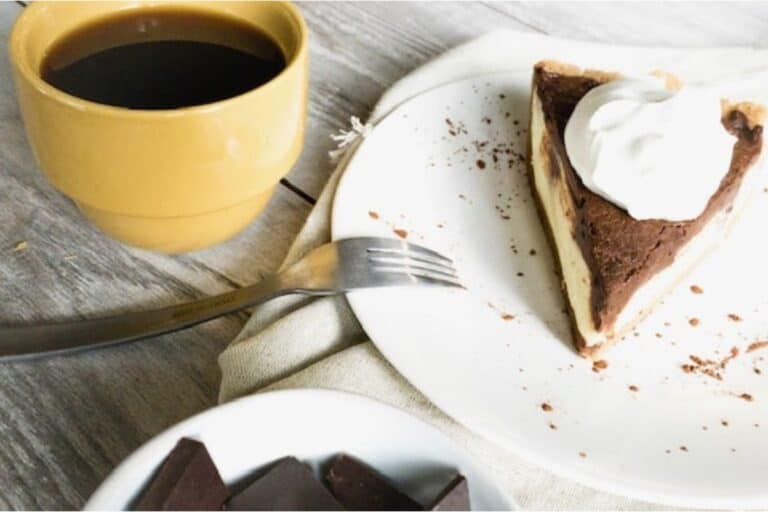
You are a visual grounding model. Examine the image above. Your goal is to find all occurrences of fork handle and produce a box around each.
[0,277,330,361]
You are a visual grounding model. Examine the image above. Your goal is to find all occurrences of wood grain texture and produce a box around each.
[1,1,768,509]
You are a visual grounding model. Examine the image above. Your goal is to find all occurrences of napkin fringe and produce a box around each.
[328,116,374,163]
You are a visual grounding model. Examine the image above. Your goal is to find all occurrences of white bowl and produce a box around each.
[85,389,513,510]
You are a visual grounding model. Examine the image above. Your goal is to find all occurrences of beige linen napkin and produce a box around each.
[219,31,768,509]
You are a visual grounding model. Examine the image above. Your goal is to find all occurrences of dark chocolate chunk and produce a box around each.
[325,454,422,511]
[427,475,470,511]
[227,457,342,511]
[134,437,227,511]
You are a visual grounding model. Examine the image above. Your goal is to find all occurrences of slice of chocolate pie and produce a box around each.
[528,60,764,357]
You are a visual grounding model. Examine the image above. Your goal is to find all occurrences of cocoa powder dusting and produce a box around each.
[444,118,467,136]
[592,360,608,373]
[368,211,380,220]
[628,385,639,392]
[690,285,704,294]
[747,341,768,353]
[727,313,742,322]
[689,318,700,327]
[680,347,739,381]
[541,402,553,412]
[393,228,408,239]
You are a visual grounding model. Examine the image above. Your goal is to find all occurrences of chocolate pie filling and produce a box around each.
[532,64,763,334]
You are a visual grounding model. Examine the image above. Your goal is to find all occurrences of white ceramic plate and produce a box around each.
[85,389,511,510]
[332,72,768,509]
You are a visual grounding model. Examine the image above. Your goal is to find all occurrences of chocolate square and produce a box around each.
[427,474,470,511]
[227,456,342,511]
[134,437,227,511]
[325,454,422,511]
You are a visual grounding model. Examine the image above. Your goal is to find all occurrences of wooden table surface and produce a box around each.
[1,2,767,508]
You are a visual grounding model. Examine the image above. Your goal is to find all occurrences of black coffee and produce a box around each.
[41,9,286,110]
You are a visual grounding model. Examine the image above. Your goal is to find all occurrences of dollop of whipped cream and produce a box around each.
[564,76,735,221]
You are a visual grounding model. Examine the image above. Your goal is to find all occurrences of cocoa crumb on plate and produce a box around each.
[690,285,704,294]
[681,347,739,381]
[540,403,553,412]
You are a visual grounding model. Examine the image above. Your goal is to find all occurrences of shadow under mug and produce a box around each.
[9,1,308,253]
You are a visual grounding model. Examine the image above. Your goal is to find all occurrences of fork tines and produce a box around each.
[366,241,462,288]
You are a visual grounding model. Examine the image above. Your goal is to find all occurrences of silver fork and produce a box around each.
[0,237,461,361]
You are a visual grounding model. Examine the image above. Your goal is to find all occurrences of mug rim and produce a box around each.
[9,1,308,118]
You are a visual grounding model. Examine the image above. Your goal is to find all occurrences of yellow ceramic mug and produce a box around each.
[9,1,308,253]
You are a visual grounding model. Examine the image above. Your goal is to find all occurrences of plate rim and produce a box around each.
[331,71,768,510]
[84,388,514,510]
